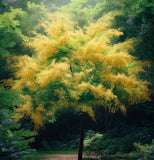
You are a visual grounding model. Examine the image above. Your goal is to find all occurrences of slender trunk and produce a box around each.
[105,111,109,132]
[108,113,113,130]
[105,111,112,132]
[78,112,84,160]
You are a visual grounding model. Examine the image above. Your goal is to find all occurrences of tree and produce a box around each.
[0,8,28,57]
[2,0,43,11]
[0,0,5,12]
[19,2,49,37]
[59,0,97,28]
[0,3,48,158]
[0,2,48,57]
[0,8,29,87]
[0,2,49,86]
[11,11,151,160]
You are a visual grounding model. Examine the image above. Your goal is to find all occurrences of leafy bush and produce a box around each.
[83,121,154,157]
[84,131,125,156]
[0,87,35,159]
[0,109,35,160]
[84,130,103,156]
[134,140,154,160]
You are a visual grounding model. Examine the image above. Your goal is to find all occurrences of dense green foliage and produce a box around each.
[134,139,154,160]
[83,123,154,158]
[0,87,35,159]
[0,8,28,57]
[0,2,45,159]
[0,111,35,160]
[0,0,5,11]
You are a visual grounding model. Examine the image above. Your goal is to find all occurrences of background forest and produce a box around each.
[0,0,154,160]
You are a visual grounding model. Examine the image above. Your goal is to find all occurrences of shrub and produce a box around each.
[84,130,103,156]
[0,87,35,160]
[134,140,154,160]
[0,109,35,160]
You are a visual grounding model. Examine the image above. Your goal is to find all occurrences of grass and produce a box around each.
[23,150,78,160]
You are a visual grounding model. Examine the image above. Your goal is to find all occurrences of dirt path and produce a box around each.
[41,154,77,160]
[41,154,98,160]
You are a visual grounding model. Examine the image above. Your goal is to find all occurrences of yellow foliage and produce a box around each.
[32,105,47,132]
[13,95,33,122]
[78,82,90,92]
[111,73,151,104]
[36,62,69,87]
[12,79,38,91]
[0,79,14,88]
[119,105,127,115]
[83,40,96,56]
[80,104,95,120]
[125,83,151,104]
[113,74,137,87]
[14,95,47,133]
[86,11,123,38]
[74,29,89,45]
[111,38,137,54]
[11,10,151,131]
[40,13,74,38]
[104,29,124,39]
[32,112,45,132]
[86,22,105,37]
[74,72,85,84]
[95,40,109,53]
[90,84,104,99]
[15,101,33,117]
[15,55,39,81]
[34,37,56,57]
[106,53,132,67]
[12,80,24,90]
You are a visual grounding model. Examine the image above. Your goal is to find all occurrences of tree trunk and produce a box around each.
[105,110,112,132]
[105,111,109,132]
[78,112,84,160]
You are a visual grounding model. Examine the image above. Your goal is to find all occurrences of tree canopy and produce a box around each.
[10,11,151,132]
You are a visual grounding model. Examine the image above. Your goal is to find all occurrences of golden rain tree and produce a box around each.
[11,11,151,160]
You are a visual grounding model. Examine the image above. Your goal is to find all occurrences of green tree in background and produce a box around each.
[0,8,28,57]
[0,3,47,158]
[2,0,42,11]
[2,0,71,12]
[19,2,48,36]
[60,0,97,28]
[0,8,28,85]
[0,2,49,86]
[0,2,48,56]
[0,0,5,12]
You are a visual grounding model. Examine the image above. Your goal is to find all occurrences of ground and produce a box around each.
[41,154,98,160]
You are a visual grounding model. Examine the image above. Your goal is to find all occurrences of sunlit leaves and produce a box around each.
[36,62,70,87]
[0,8,28,57]
[12,10,151,132]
